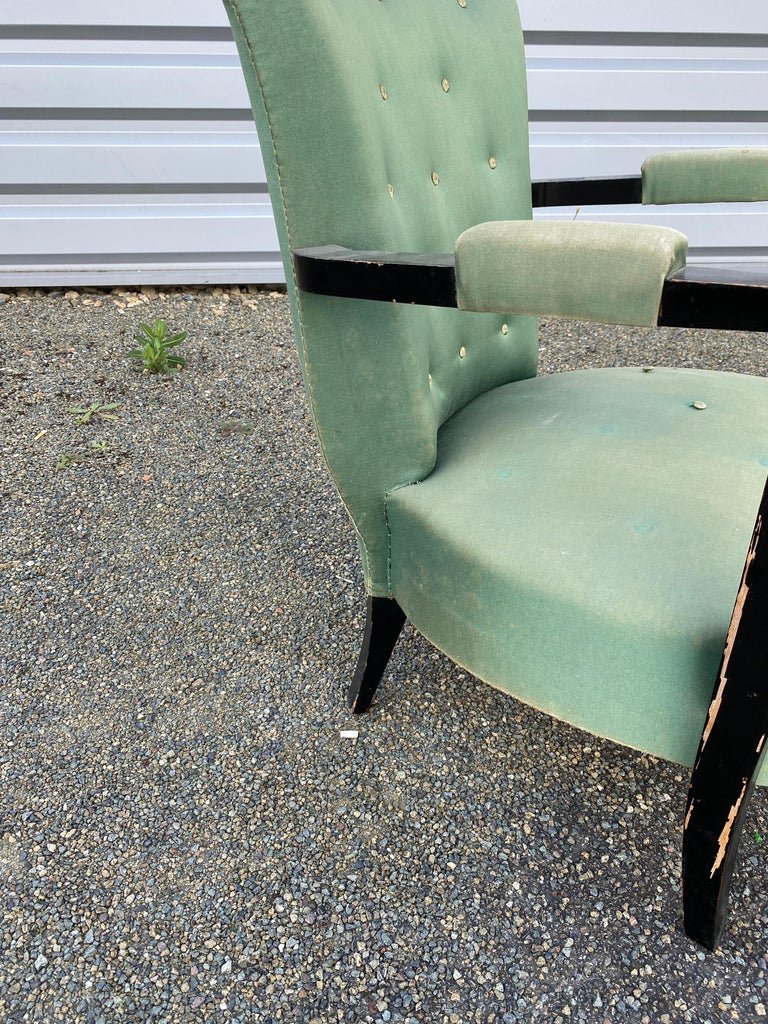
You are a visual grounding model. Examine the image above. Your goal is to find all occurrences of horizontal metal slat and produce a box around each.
[0,58,245,110]
[530,132,768,178]
[0,198,278,255]
[6,1,765,35]
[0,190,262,206]
[2,201,754,260]
[5,58,766,118]
[517,0,768,35]
[534,204,768,254]
[0,131,264,185]
[0,38,237,54]
[0,260,283,287]
[527,61,768,112]
[529,119,768,134]
[527,43,768,61]
[0,118,254,132]
[0,0,229,28]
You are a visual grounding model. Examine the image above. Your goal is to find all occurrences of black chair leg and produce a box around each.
[348,596,406,713]
[683,478,768,950]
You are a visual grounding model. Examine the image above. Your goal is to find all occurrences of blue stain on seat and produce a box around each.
[633,518,657,536]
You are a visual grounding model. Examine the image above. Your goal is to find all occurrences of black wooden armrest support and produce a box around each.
[293,245,768,333]
[532,176,642,208]
[660,265,768,331]
[294,245,457,308]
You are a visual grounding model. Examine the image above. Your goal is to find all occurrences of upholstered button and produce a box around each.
[501,323,509,335]
[380,85,388,100]
[441,78,450,93]
[459,346,466,358]
[489,156,497,170]
[431,171,440,186]
[387,183,395,197]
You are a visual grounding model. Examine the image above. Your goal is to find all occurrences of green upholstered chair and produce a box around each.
[222,0,768,950]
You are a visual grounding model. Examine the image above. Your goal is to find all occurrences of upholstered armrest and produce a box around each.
[455,220,688,327]
[642,148,768,205]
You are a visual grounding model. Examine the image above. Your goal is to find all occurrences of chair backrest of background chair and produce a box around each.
[225,0,539,594]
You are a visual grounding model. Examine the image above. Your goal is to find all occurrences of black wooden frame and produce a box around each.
[683,479,768,950]
[293,174,768,333]
[294,245,768,334]
[531,174,642,207]
[348,596,407,714]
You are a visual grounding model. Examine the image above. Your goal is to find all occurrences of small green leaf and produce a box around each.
[56,452,84,470]
[67,401,121,425]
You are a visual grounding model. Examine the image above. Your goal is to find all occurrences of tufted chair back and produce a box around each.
[224,0,539,594]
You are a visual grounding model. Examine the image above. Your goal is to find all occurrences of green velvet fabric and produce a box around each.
[642,148,768,205]
[224,0,538,593]
[386,366,768,775]
[455,220,688,327]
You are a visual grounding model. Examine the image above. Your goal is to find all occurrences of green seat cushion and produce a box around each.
[456,220,688,327]
[642,148,768,205]
[386,367,768,778]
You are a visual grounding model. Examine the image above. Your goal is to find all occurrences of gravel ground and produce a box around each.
[1,285,768,1024]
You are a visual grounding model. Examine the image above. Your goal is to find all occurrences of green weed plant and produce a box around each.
[68,401,120,425]
[127,319,187,374]
[55,453,85,471]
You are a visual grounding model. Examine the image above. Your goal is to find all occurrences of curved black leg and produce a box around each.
[348,597,406,713]
[683,478,768,950]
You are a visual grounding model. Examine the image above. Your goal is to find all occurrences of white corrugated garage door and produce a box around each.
[0,0,766,286]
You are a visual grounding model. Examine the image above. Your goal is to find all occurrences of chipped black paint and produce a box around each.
[683,477,768,950]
